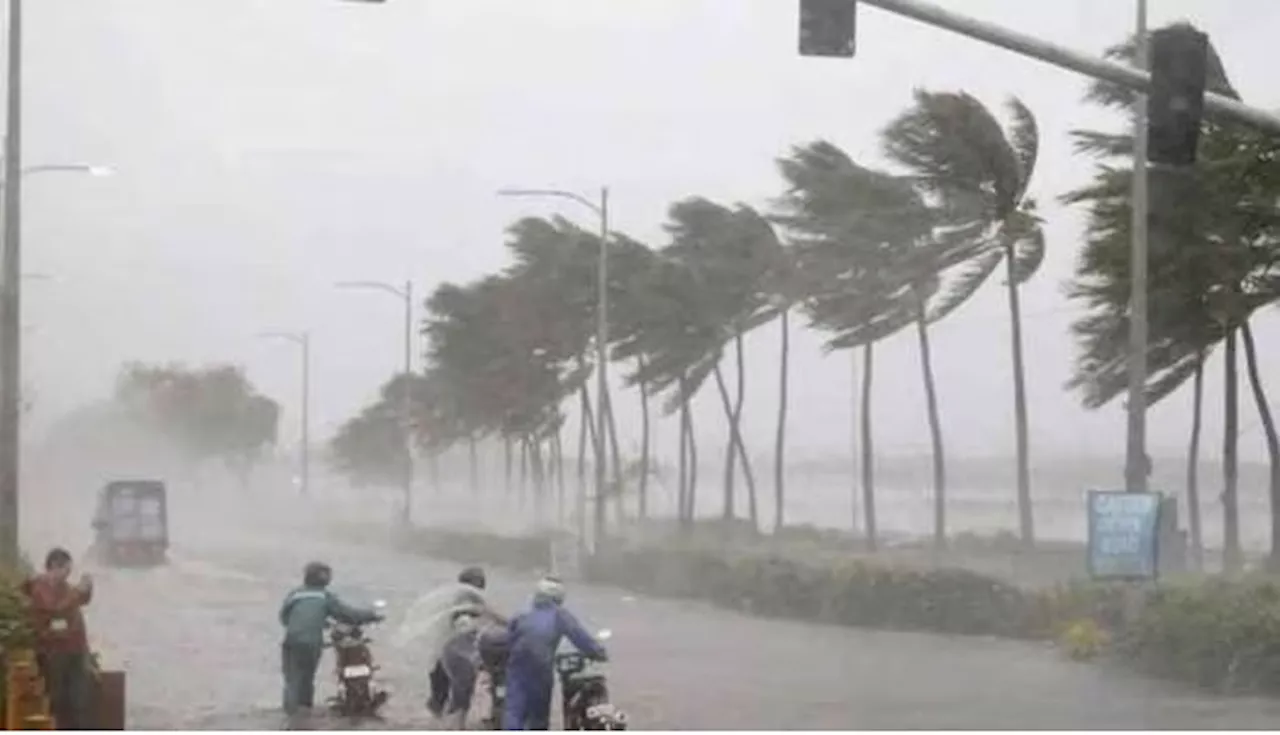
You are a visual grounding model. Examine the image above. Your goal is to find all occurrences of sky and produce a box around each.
[19,0,1280,470]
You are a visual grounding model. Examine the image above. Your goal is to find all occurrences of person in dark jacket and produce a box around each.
[278,561,382,715]
[502,576,607,731]
[23,548,93,730]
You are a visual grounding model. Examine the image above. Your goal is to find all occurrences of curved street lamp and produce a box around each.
[497,186,610,549]
[335,279,415,525]
[258,331,311,498]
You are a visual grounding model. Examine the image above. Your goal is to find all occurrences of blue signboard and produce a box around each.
[1087,490,1161,580]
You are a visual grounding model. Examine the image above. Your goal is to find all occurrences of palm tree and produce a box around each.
[881,90,1046,548]
[1064,24,1280,571]
[773,140,965,550]
[661,198,784,530]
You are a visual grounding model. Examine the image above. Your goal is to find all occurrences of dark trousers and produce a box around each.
[429,635,479,717]
[280,642,323,715]
[37,651,91,730]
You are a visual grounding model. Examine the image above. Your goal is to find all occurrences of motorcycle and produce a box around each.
[555,629,627,730]
[326,599,391,719]
[478,627,626,730]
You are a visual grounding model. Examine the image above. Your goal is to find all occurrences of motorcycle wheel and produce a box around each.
[343,678,372,716]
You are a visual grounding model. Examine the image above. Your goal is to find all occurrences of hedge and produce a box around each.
[341,522,1280,695]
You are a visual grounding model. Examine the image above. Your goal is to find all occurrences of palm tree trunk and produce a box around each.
[735,332,760,530]
[577,383,596,541]
[468,435,479,497]
[638,358,651,520]
[861,344,878,551]
[602,389,625,505]
[914,313,948,551]
[774,308,790,533]
[713,363,738,521]
[688,408,699,525]
[1186,353,1205,571]
[1241,321,1280,571]
[554,427,566,529]
[504,436,513,499]
[530,437,546,522]
[519,436,529,509]
[1223,327,1242,573]
[678,373,690,526]
[1004,254,1034,549]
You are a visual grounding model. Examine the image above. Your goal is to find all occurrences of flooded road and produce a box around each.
[77,518,1280,731]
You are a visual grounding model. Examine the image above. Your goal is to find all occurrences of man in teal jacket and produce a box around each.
[278,561,383,715]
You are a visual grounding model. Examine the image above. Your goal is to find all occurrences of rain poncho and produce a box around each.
[391,581,494,662]
[502,597,606,730]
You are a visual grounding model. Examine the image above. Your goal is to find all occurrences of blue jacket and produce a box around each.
[279,585,379,647]
[505,599,606,678]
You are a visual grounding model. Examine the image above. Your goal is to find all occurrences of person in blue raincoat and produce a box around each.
[503,576,608,730]
[278,561,383,715]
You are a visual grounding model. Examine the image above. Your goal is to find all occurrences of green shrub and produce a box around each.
[0,564,34,726]
[585,543,1039,638]
[1120,577,1280,694]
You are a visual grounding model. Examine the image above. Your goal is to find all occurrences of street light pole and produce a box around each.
[258,331,311,498]
[335,280,415,525]
[1125,0,1150,494]
[0,0,25,566]
[496,186,610,550]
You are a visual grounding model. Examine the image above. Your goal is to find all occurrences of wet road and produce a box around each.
[73,514,1280,731]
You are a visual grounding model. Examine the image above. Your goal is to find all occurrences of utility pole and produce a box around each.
[593,187,610,550]
[401,279,414,525]
[1125,0,1150,494]
[258,331,311,498]
[335,280,416,525]
[0,0,24,566]
[300,332,310,499]
[496,186,612,551]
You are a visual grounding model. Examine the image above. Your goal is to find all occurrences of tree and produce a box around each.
[114,362,279,483]
[662,198,784,529]
[773,140,972,550]
[1063,24,1280,570]
[881,90,1046,548]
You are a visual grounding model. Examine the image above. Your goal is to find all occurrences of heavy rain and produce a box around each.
[7,0,1280,731]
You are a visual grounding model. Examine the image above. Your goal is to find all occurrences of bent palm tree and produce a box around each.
[881,90,1046,548]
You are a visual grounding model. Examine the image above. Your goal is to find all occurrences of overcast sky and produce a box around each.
[20,0,1280,467]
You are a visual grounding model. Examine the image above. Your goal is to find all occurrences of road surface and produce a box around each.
[67,510,1280,731]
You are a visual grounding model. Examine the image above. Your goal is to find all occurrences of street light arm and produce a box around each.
[256,331,307,347]
[497,188,602,216]
[19,164,112,177]
[335,280,409,302]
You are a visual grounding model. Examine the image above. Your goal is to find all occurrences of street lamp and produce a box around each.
[258,331,311,499]
[497,186,610,549]
[335,280,415,525]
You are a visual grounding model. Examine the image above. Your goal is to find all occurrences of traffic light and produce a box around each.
[799,0,857,58]
[1147,25,1209,166]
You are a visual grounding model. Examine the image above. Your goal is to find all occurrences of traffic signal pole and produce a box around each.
[852,0,1280,137]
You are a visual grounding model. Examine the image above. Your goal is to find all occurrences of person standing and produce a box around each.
[417,567,506,725]
[23,547,94,730]
[503,576,607,731]
[278,561,383,716]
